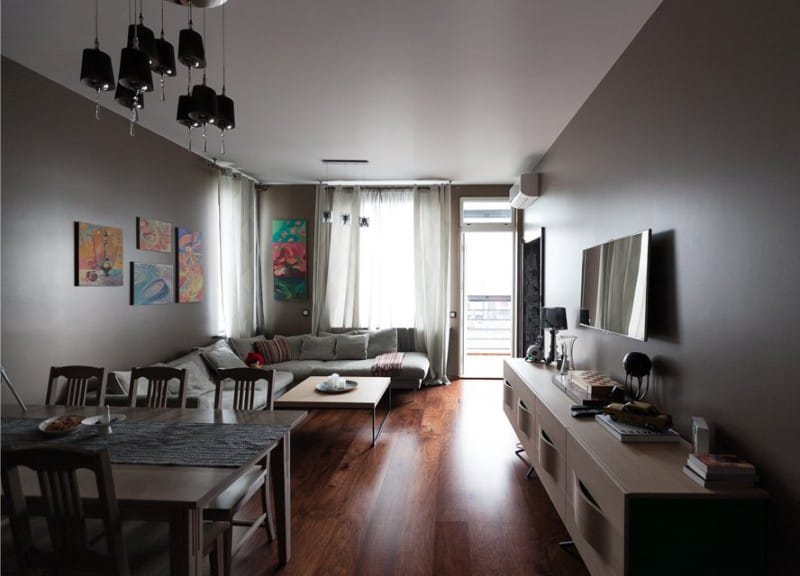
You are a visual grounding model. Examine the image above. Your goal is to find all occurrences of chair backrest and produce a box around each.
[129,366,187,408]
[215,367,275,410]
[46,365,106,407]
[1,446,129,576]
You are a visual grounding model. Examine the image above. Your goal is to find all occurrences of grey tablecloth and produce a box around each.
[0,417,288,468]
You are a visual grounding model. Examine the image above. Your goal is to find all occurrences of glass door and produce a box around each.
[460,199,515,378]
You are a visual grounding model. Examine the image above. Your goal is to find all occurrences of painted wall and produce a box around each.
[527,1,800,572]
[1,59,220,405]
[257,185,316,336]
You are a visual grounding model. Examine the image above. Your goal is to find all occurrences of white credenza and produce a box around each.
[503,359,768,576]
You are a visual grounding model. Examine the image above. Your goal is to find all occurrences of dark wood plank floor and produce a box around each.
[1,380,591,576]
[233,379,590,576]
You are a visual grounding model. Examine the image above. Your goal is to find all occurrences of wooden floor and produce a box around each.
[1,380,591,576]
[233,379,589,576]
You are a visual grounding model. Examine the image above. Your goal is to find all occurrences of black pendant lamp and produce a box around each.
[126,5,157,69]
[178,3,206,69]
[115,85,145,110]
[80,0,115,119]
[215,2,235,154]
[153,1,177,101]
[118,1,153,93]
[188,9,217,130]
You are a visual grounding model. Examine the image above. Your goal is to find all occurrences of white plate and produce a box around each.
[81,414,127,426]
[315,380,358,394]
[38,415,83,435]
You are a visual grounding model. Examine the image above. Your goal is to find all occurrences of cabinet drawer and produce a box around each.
[566,434,625,576]
[502,380,515,423]
[535,402,566,520]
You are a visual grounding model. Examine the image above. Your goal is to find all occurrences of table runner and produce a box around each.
[0,418,289,468]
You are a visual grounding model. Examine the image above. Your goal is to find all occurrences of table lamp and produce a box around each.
[542,307,567,365]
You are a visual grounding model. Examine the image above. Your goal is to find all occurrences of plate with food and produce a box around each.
[81,414,127,426]
[38,415,83,436]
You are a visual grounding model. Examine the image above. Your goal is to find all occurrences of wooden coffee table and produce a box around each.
[274,376,391,446]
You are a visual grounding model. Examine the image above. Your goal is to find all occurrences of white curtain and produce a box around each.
[218,171,259,338]
[312,183,451,382]
[414,184,451,382]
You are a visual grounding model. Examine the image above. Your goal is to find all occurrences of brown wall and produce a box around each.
[257,185,316,336]
[1,59,220,404]
[528,1,800,572]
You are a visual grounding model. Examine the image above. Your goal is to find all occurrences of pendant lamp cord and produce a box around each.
[94,0,99,49]
[222,3,226,94]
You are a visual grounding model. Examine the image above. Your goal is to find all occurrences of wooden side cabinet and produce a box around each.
[503,359,768,576]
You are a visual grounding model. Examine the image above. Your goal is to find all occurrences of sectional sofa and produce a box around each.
[107,327,430,409]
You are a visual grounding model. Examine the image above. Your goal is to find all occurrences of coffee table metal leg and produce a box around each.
[371,387,391,446]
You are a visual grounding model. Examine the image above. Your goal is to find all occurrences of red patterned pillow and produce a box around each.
[255,336,291,364]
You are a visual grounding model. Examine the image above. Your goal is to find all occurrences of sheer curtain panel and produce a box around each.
[218,171,259,338]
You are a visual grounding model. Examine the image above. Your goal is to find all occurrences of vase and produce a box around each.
[559,334,578,375]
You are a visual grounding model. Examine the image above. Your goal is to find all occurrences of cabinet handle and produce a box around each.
[576,478,602,513]
[540,427,555,448]
[503,381,512,389]
[518,399,530,412]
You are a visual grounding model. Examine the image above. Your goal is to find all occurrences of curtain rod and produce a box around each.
[320,179,451,186]
[207,159,261,185]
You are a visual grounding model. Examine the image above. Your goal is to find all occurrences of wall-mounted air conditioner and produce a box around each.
[509,172,540,209]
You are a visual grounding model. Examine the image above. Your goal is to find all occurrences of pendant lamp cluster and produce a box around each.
[79,0,235,154]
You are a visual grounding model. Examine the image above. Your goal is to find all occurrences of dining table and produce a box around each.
[0,404,307,576]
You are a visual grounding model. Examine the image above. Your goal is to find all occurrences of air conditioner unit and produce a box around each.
[509,172,540,209]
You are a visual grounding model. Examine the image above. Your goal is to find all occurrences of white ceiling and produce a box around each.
[1,0,661,184]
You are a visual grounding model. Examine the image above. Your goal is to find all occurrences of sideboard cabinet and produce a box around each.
[503,359,767,576]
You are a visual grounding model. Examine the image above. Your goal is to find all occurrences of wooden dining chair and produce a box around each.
[208,367,277,569]
[46,365,106,407]
[1,446,129,575]
[128,366,188,408]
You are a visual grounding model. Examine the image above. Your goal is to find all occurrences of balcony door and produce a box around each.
[460,199,515,378]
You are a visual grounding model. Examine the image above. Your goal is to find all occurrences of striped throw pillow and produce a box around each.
[255,336,291,364]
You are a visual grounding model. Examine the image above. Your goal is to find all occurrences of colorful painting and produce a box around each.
[131,262,174,305]
[75,222,124,286]
[137,217,172,252]
[176,227,204,303]
[272,219,307,300]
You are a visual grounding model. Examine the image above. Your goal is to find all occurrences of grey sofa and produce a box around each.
[106,328,430,408]
[229,328,430,391]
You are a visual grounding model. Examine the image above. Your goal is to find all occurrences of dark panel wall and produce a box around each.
[1,59,220,404]
[528,1,800,572]
[257,185,316,336]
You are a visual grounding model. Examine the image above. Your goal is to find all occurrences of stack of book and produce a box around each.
[683,453,758,489]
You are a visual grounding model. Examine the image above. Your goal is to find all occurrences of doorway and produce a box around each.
[460,199,515,378]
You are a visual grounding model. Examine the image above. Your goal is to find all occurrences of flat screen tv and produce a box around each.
[579,229,651,341]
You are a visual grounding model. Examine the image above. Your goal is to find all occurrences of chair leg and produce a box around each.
[209,533,224,576]
[223,526,232,576]
[261,478,276,542]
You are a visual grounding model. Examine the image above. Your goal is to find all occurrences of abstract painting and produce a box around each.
[176,227,204,303]
[75,221,123,286]
[131,262,174,305]
[272,219,307,300]
[137,217,172,252]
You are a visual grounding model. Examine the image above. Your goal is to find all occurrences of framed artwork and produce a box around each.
[75,221,123,286]
[176,227,204,303]
[272,219,307,300]
[131,262,174,305]
[137,217,172,252]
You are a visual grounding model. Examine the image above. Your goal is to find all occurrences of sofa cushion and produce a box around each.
[311,359,376,378]
[256,336,292,364]
[276,334,304,359]
[264,360,322,383]
[334,334,368,360]
[199,339,247,370]
[165,351,216,395]
[229,335,267,360]
[367,328,398,358]
[300,335,336,360]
